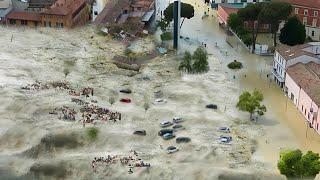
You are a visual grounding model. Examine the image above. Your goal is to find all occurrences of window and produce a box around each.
[295,8,299,14]
[9,19,16,25]
[303,17,307,25]
[21,20,27,26]
[44,21,47,27]
[302,105,304,111]
[290,93,294,101]
[312,30,315,36]
[48,21,51,27]
[314,11,318,17]
[312,19,317,27]
[304,9,308,16]
[61,23,63,28]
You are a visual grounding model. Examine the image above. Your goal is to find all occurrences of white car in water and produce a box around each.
[173,117,183,123]
[153,98,167,105]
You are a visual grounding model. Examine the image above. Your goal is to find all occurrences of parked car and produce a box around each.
[133,130,146,136]
[154,98,167,105]
[176,137,191,143]
[206,104,218,109]
[158,129,174,136]
[119,89,132,94]
[120,98,131,103]
[172,124,185,131]
[162,133,175,140]
[218,127,230,133]
[160,121,173,128]
[219,135,232,143]
[167,146,179,154]
[173,117,183,123]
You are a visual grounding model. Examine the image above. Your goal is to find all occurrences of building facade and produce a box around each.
[0,0,12,23]
[280,0,320,41]
[272,42,320,88]
[285,62,320,134]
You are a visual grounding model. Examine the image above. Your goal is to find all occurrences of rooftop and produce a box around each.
[276,43,319,61]
[287,62,320,106]
[278,0,320,9]
[43,0,87,16]
[219,3,244,15]
[6,11,41,21]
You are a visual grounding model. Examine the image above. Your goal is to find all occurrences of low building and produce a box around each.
[42,0,90,28]
[6,11,41,27]
[272,42,320,88]
[5,0,90,28]
[0,0,12,23]
[279,0,320,41]
[285,62,320,134]
[94,0,155,26]
[217,3,270,32]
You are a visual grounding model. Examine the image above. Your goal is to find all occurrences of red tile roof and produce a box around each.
[44,0,87,16]
[287,62,320,106]
[278,0,320,9]
[6,11,41,21]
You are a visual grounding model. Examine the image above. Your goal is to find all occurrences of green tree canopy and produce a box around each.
[237,3,265,53]
[227,13,243,32]
[236,89,266,119]
[179,47,209,73]
[279,16,306,46]
[164,2,194,28]
[259,2,292,47]
[192,47,209,73]
[278,149,320,179]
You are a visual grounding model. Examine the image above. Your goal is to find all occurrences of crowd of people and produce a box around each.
[50,106,77,121]
[91,151,150,174]
[81,104,121,125]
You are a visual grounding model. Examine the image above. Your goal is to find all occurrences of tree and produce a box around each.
[238,3,265,53]
[179,51,193,73]
[63,68,70,79]
[227,13,243,33]
[192,47,209,73]
[157,18,170,32]
[164,2,194,29]
[278,149,320,179]
[279,16,306,46]
[236,89,266,119]
[86,127,99,141]
[259,2,292,47]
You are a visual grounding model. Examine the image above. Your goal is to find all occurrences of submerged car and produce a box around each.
[176,137,191,143]
[133,130,146,136]
[219,135,232,143]
[120,98,131,103]
[206,104,218,109]
[154,98,167,105]
[173,117,183,123]
[119,89,132,94]
[158,129,174,136]
[167,146,179,154]
[162,133,175,140]
[160,121,173,128]
[218,127,230,133]
[172,124,185,131]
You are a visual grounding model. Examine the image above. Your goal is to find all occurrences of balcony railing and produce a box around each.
[271,68,284,82]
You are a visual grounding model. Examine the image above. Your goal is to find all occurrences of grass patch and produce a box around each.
[227,60,243,69]
[86,127,99,141]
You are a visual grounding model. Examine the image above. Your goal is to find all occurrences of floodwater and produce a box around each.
[156,0,320,167]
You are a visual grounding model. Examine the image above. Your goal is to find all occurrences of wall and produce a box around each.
[285,73,300,105]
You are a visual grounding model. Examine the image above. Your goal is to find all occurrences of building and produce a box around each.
[214,0,267,3]
[0,0,12,23]
[6,11,41,27]
[279,0,320,41]
[42,0,90,28]
[94,0,155,26]
[217,3,270,32]
[272,42,320,88]
[6,0,90,28]
[285,62,320,134]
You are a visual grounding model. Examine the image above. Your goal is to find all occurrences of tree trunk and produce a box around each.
[250,113,253,120]
[273,31,277,47]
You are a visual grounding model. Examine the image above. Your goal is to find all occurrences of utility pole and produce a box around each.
[173,0,181,49]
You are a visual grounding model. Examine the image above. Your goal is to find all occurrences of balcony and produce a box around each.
[271,68,284,82]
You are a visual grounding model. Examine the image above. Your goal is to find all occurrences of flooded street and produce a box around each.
[158,0,320,167]
[0,0,319,179]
